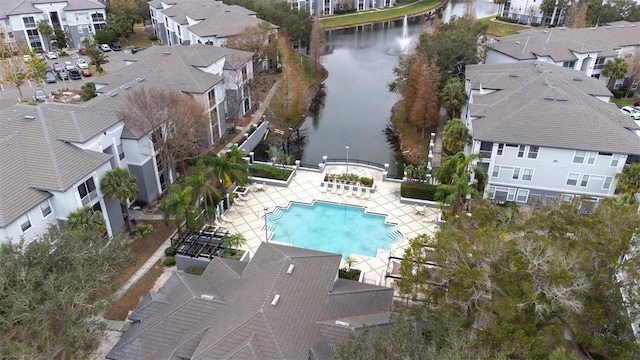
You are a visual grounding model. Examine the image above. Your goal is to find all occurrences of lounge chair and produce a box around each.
[362,188,370,200]
[348,186,356,197]
[322,184,329,193]
[214,219,227,229]
[332,183,339,194]
[338,184,345,195]
[220,214,232,223]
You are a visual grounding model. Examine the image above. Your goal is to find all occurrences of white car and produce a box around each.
[76,58,89,69]
[22,54,31,62]
[100,44,112,52]
[64,61,75,71]
[621,106,640,120]
[46,51,57,59]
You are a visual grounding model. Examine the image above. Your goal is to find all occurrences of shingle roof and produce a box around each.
[466,61,640,155]
[488,21,640,62]
[157,0,277,38]
[3,0,104,17]
[0,104,111,227]
[107,243,394,360]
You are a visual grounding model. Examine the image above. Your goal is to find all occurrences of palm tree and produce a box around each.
[433,152,485,216]
[184,160,221,221]
[344,256,357,271]
[602,57,629,91]
[161,184,202,236]
[203,152,249,190]
[442,118,471,155]
[439,77,466,119]
[66,206,106,239]
[100,167,139,234]
[222,233,247,252]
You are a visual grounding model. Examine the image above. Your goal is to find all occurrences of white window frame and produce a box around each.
[610,154,620,167]
[497,143,504,156]
[117,144,125,160]
[516,189,529,203]
[517,145,526,158]
[580,174,590,187]
[18,214,32,232]
[527,146,539,159]
[573,150,586,164]
[522,168,534,181]
[603,176,613,189]
[512,167,520,180]
[40,200,52,218]
[586,152,596,165]
[492,165,500,178]
[507,188,516,201]
[566,173,579,186]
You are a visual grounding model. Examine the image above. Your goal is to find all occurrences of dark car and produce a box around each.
[130,47,145,54]
[68,68,82,80]
[57,71,69,80]
[45,71,57,83]
[111,42,122,51]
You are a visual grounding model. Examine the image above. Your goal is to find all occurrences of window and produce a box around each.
[566,173,579,186]
[522,168,533,181]
[497,143,504,156]
[603,176,613,189]
[517,145,526,158]
[573,150,586,164]
[512,167,520,180]
[563,60,576,69]
[610,154,620,167]
[22,16,36,28]
[593,57,606,70]
[40,200,52,217]
[527,146,539,159]
[580,174,590,187]
[18,214,31,232]
[516,189,529,203]
[507,188,516,201]
[492,165,500,178]
[117,144,125,160]
[78,177,97,205]
[91,13,105,22]
[586,152,596,165]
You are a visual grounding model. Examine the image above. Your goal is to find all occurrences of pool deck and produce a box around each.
[221,165,440,289]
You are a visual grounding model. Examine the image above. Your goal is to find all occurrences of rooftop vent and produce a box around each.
[543,96,555,101]
[334,320,350,327]
[271,294,280,306]
[509,74,518,78]
[24,115,35,120]
[163,51,171,55]
[572,77,583,81]
[109,92,118,97]
[201,294,215,301]
[287,264,295,274]
[136,77,145,82]
[515,41,521,44]
[606,26,612,29]
[122,84,131,90]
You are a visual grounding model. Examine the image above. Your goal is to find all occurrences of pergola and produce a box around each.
[170,227,229,259]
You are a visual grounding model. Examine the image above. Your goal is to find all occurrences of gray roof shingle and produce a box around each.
[466,61,640,155]
[488,21,640,62]
[107,243,394,360]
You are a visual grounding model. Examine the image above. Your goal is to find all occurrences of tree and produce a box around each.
[203,150,249,190]
[564,1,588,28]
[602,56,629,90]
[184,160,222,222]
[0,226,130,358]
[433,152,484,216]
[492,0,508,17]
[225,21,277,70]
[65,206,106,238]
[415,16,488,85]
[616,162,640,196]
[82,37,109,73]
[626,48,640,97]
[37,20,54,51]
[343,256,357,271]
[539,0,556,26]
[80,81,96,101]
[388,53,417,94]
[406,55,440,138]
[119,87,210,184]
[221,233,246,251]
[439,77,466,119]
[100,167,139,234]
[273,30,305,123]
[442,118,471,155]
[107,0,140,36]
[161,184,202,236]
[52,27,68,49]
[2,59,28,98]
[308,16,326,77]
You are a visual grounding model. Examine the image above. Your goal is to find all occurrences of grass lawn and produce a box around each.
[611,96,640,108]
[120,24,160,49]
[478,16,529,37]
[320,0,440,29]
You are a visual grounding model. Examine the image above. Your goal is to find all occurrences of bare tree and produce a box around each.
[626,48,640,93]
[224,21,277,71]
[119,88,210,179]
[309,15,326,77]
[564,1,588,28]
[274,31,305,123]
[407,55,441,138]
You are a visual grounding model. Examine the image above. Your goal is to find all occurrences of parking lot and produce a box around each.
[0,47,134,103]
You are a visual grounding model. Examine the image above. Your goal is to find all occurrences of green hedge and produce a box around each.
[249,163,292,181]
[163,256,176,266]
[400,182,439,201]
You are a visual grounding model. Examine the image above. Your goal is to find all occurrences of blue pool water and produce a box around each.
[266,201,400,258]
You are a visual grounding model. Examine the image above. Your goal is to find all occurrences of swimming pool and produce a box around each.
[266,201,401,258]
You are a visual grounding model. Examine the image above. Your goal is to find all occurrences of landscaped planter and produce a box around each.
[233,186,250,196]
[338,268,362,281]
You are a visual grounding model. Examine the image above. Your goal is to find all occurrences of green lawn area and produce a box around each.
[320,0,440,29]
[478,16,529,37]
[611,96,640,108]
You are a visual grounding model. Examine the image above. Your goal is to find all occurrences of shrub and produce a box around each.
[58,51,68,57]
[133,223,154,236]
[249,163,292,181]
[338,268,361,280]
[148,34,158,41]
[163,256,176,266]
[164,247,174,256]
[184,265,205,275]
[360,177,373,187]
[80,82,96,101]
[400,182,439,201]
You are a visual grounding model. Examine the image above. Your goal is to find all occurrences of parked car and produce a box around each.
[68,68,82,80]
[111,42,122,51]
[52,62,63,73]
[22,54,31,62]
[80,69,92,77]
[621,106,640,120]
[57,71,69,80]
[46,51,57,59]
[64,61,75,71]
[34,89,47,101]
[130,47,145,54]
[45,71,57,83]
[35,53,45,61]
[76,58,89,69]
[100,43,112,52]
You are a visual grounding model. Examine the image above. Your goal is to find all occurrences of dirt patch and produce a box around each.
[390,101,433,165]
